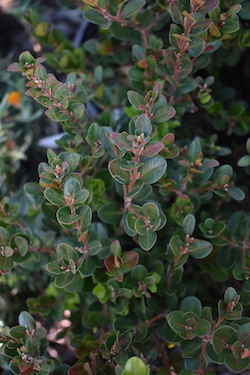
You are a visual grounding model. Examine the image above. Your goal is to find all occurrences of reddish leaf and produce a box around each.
[162,133,175,143]
[142,142,164,157]
[122,251,139,271]
[7,62,23,72]
[109,132,132,152]
[68,364,86,375]
[104,254,115,272]
[199,0,220,14]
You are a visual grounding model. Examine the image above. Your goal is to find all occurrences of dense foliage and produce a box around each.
[1,0,250,374]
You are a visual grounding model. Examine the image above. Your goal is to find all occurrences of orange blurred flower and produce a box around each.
[7,91,21,107]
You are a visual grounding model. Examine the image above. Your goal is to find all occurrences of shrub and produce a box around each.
[1,0,250,374]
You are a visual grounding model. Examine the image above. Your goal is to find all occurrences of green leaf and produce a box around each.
[64,152,80,172]
[177,56,192,80]
[188,37,206,57]
[206,343,226,364]
[168,310,185,334]
[140,156,167,184]
[124,212,137,236]
[121,0,146,19]
[191,19,212,35]
[170,0,185,24]
[135,218,146,235]
[9,359,22,375]
[110,240,122,257]
[108,159,130,184]
[239,2,250,20]
[1,246,13,258]
[133,183,152,201]
[44,187,64,206]
[238,155,250,167]
[114,317,133,334]
[224,352,250,372]
[238,323,250,347]
[93,283,109,303]
[169,23,182,46]
[71,102,85,120]
[35,65,47,80]
[33,327,46,340]
[0,255,13,273]
[64,178,81,196]
[25,336,40,357]
[135,114,152,136]
[233,265,245,281]
[19,51,36,65]
[45,107,70,122]
[188,240,213,259]
[227,187,245,201]
[221,15,241,34]
[9,326,27,339]
[54,272,76,288]
[46,260,64,275]
[86,122,101,147]
[83,9,109,26]
[188,139,202,163]
[212,326,238,354]
[88,240,102,256]
[180,296,202,318]
[142,202,160,222]
[169,195,194,225]
[131,264,148,281]
[127,90,144,110]
[9,326,27,346]
[201,307,213,324]
[139,231,157,251]
[34,21,48,38]
[183,214,196,235]
[18,311,36,332]
[225,302,242,321]
[132,44,146,60]
[78,205,92,229]
[224,287,238,305]
[213,164,233,183]
[14,236,28,257]
[0,226,10,245]
[57,243,79,262]
[98,202,122,224]
[94,65,103,84]
[192,318,211,337]
[74,189,90,206]
[127,179,144,198]
[247,138,250,153]
[79,256,97,277]
[182,338,202,358]
[169,235,183,257]
[24,182,44,196]
[161,321,182,343]
[153,105,176,123]
[122,356,149,375]
[39,171,54,187]
[56,206,81,225]
[184,357,200,372]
